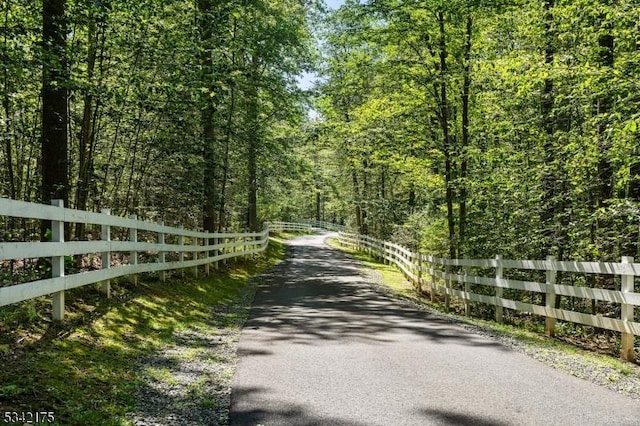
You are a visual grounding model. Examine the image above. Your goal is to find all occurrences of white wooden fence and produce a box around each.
[338,232,640,361]
[268,220,345,233]
[0,199,318,321]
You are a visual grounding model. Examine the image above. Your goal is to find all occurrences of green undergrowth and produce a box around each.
[327,238,639,377]
[0,237,287,425]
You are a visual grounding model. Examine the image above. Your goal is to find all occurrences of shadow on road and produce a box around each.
[417,408,510,426]
[232,387,369,426]
[244,236,506,348]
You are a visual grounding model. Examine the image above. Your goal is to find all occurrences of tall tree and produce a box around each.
[41,0,69,208]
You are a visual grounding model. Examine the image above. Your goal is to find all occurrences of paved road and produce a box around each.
[230,234,640,425]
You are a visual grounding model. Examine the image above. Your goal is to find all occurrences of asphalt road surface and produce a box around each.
[230,234,640,425]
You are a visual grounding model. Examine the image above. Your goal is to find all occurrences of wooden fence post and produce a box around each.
[544,255,557,336]
[416,252,422,292]
[384,242,389,265]
[130,214,138,285]
[178,226,184,278]
[192,236,199,277]
[495,255,504,323]
[621,256,635,361]
[158,222,167,282]
[223,236,228,266]
[204,236,210,276]
[464,257,470,317]
[100,208,111,298]
[214,236,219,270]
[51,199,65,321]
[159,222,166,282]
[445,262,451,311]
[429,256,436,303]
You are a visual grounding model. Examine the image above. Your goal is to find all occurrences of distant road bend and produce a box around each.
[231,233,640,426]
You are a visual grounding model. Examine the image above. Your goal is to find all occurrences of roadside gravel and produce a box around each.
[361,267,640,401]
[127,283,257,426]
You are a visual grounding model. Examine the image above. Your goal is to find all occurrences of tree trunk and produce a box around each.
[75,11,105,239]
[42,0,69,237]
[540,0,557,258]
[437,11,456,259]
[361,158,369,235]
[198,0,219,233]
[596,21,614,205]
[246,53,259,232]
[217,18,239,232]
[315,186,321,221]
[2,1,16,202]
[352,166,362,233]
[459,15,472,258]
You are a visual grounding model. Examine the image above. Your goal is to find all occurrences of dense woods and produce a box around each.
[2,0,640,265]
[1,0,314,237]
[313,0,640,266]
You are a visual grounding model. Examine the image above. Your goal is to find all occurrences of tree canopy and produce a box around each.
[2,0,640,265]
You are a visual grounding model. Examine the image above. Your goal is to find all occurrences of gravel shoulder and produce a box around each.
[127,281,258,426]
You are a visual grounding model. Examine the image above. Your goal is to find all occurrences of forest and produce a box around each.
[2,0,640,265]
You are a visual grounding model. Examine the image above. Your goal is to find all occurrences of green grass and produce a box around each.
[326,238,416,298]
[0,237,287,425]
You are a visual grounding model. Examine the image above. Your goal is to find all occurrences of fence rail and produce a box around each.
[338,231,640,361]
[268,220,345,232]
[0,199,328,321]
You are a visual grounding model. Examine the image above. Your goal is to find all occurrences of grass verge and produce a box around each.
[326,237,640,384]
[0,236,289,425]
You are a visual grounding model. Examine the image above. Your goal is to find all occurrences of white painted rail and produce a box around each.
[268,220,345,232]
[338,231,640,361]
[0,199,302,320]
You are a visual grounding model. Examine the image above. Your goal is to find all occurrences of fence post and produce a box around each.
[192,236,199,277]
[621,256,635,361]
[427,255,436,303]
[464,257,470,317]
[51,199,65,321]
[204,235,210,276]
[178,226,184,278]
[223,236,228,266]
[383,242,389,265]
[445,262,451,311]
[158,223,166,282]
[416,252,422,292]
[130,214,138,285]
[495,255,504,323]
[544,255,556,336]
[100,208,111,298]
[214,236,219,270]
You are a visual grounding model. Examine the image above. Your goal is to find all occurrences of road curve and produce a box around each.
[230,234,640,425]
